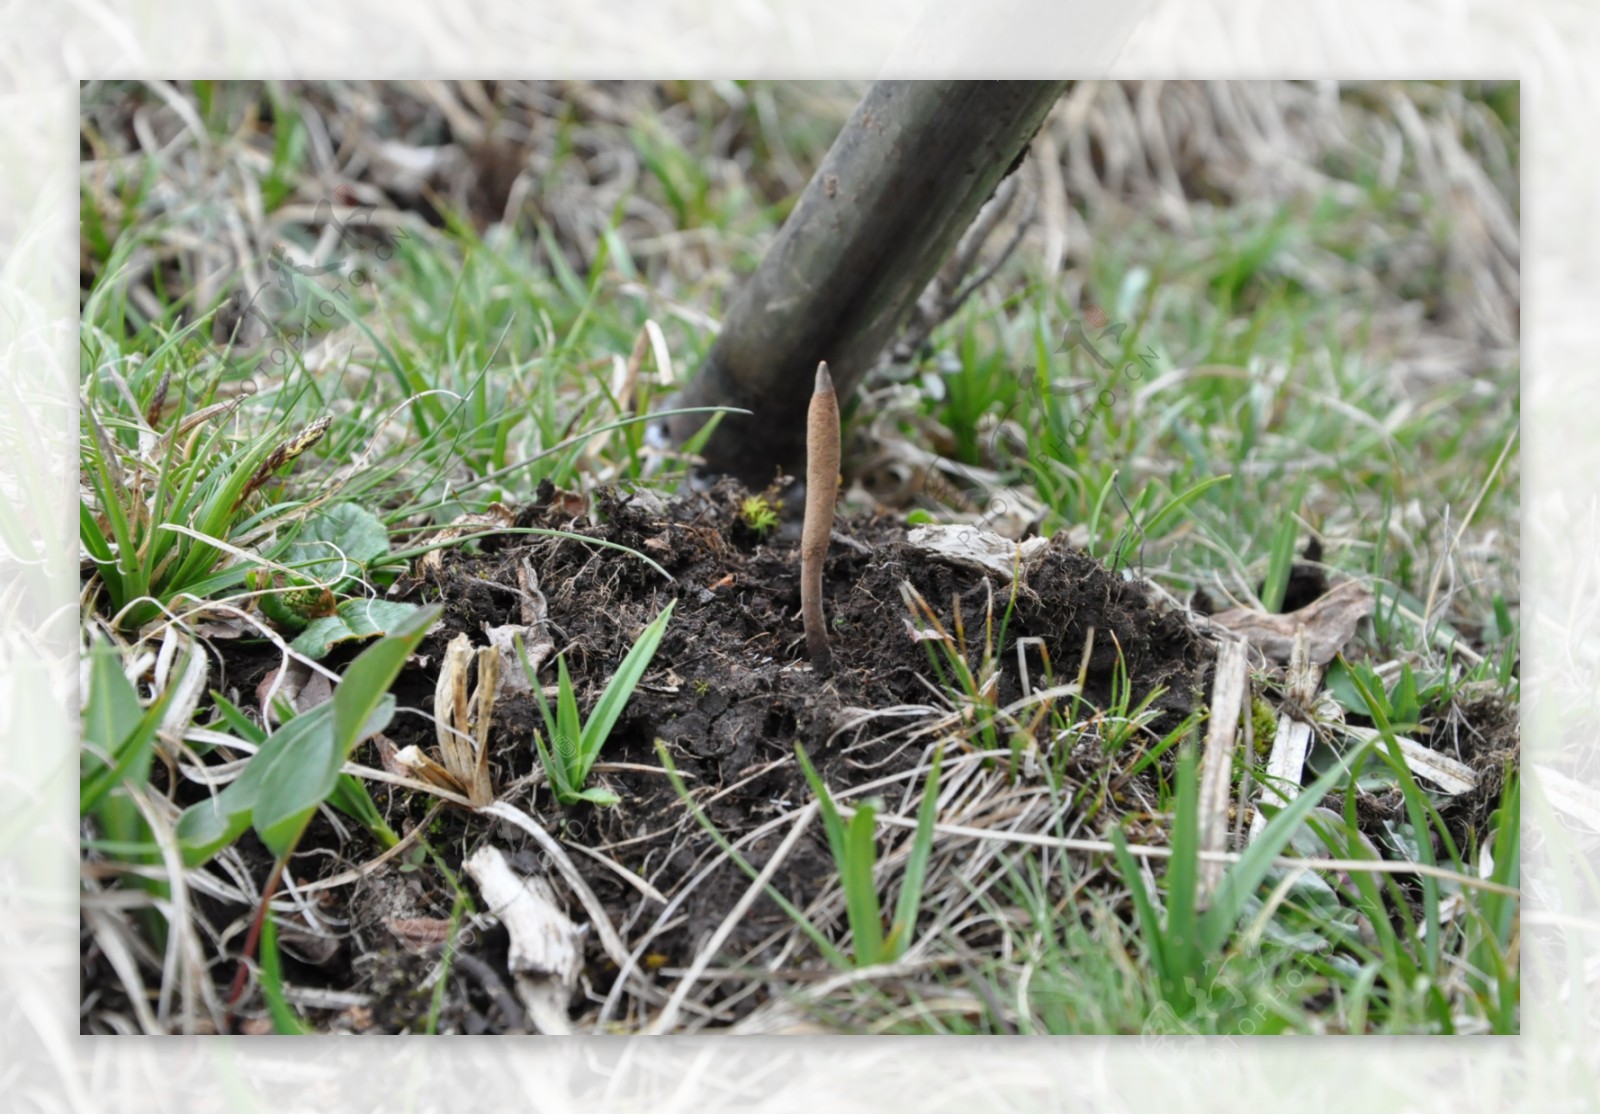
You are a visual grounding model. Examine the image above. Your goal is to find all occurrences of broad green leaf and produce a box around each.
[178,607,436,863]
[285,502,389,586]
[1390,662,1421,728]
[332,602,437,765]
[290,598,424,658]
[1325,658,1385,717]
[252,698,394,855]
[82,639,141,764]
[81,642,183,815]
[178,703,336,863]
[176,781,256,866]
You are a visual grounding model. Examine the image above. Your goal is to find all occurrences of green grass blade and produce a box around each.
[532,728,576,801]
[889,745,944,961]
[556,655,584,788]
[1139,474,1232,541]
[328,773,399,847]
[1348,669,1456,976]
[844,801,886,966]
[1163,739,1203,1005]
[796,743,849,877]
[1260,509,1300,613]
[81,638,142,778]
[1109,827,1170,994]
[1199,736,1375,955]
[576,600,675,781]
[260,913,311,1034]
[520,634,561,744]
[205,690,268,745]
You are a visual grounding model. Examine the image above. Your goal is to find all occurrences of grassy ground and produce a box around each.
[78,80,1519,1035]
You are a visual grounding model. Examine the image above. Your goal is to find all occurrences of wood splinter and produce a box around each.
[801,361,840,673]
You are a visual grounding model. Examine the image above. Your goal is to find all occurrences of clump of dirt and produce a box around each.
[1435,693,1521,841]
[379,477,1216,994]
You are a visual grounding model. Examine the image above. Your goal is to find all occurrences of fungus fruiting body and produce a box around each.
[801,361,840,672]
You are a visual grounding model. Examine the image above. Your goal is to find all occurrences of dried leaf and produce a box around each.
[257,659,333,724]
[429,632,498,805]
[905,524,1050,581]
[385,916,455,954]
[1209,579,1374,666]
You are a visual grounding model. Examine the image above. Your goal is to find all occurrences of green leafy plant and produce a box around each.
[176,604,439,865]
[78,351,330,631]
[1109,733,1376,1016]
[80,634,187,945]
[900,582,1004,755]
[1325,657,1440,733]
[900,579,1053,779]
[739,493,781,535]
[200,689,399,849]
[81,636,182,823]
[796,742,943,967]
[249,501,422,658]
[522,600,675,806]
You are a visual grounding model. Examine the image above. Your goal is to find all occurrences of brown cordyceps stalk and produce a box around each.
[802,361,840,672]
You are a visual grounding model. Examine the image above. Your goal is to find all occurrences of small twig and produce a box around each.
[1197,638,1249,904]
[451,952,528,1032]
[802,361,840,673]
[1250,628,1320,841]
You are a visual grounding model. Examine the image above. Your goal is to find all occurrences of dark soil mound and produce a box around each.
[369,478,1215,1011]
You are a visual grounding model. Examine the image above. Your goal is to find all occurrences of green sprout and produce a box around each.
[740,494,781,535]
[520,600,675,806]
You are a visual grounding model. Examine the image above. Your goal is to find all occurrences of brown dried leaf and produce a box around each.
[393,744,468,796]
[385,916,456,954]
[257,659,333,724]
[411,502,517,580]
[430,632,498,806]
[1209,579,1375,666]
